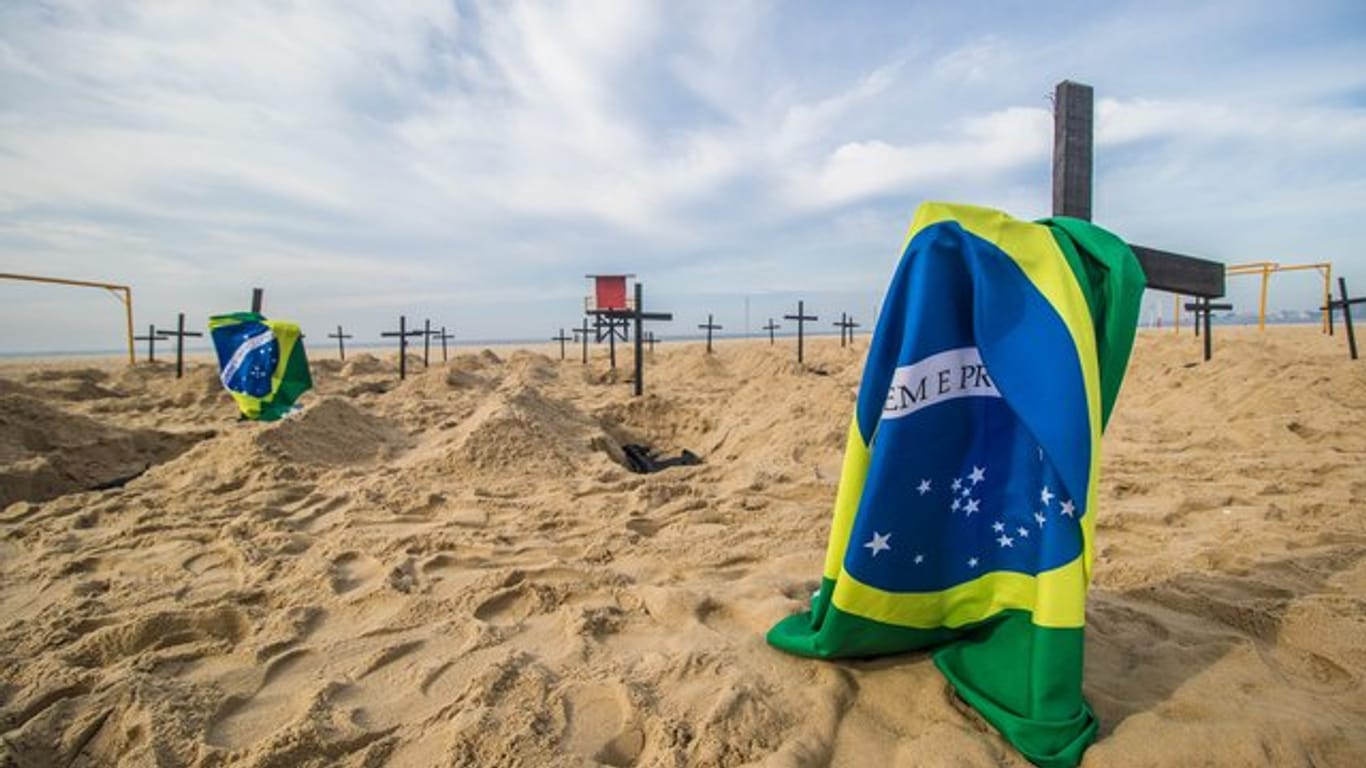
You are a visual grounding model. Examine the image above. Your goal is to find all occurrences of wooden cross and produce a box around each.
[133,323,160,363]
[436,326,455,362]
[698,314,722,354]
[251,287,264,313]
[1324,277,1365,360]
[155,312,203,379]
[572,318,591,364]
[833,312,859,347]
[552,328,572,361]
[598,283,673,396]
[1183,298,1234,361]
[421,318,434,368]
[647,331,657,354]
[763,319,780,345]
[784,300,819,365]
[380,315,426,379]
[1053,80,1225,300]
[327,325,353,360]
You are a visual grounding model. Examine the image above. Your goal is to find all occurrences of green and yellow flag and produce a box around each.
[767,202,1145,766]
[208,312,313,421]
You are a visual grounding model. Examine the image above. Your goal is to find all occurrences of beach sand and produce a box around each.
[1,326,1363,767]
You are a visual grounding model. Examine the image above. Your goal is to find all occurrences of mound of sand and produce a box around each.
[253,397,408,466]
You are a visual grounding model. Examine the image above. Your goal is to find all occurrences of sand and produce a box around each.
[0,326,1363,767]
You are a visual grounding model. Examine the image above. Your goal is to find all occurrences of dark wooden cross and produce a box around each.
[833,313,859,347]
[1053,80,1224,300]
[251,287,264,313]
[1184,298,1234,362]
[784,300,818,365]
[155,312,203,379]
[597,283,673,396]
[698,314,722,354]
[133,323,160,363]
[380,315,425,379]
[1324,277,1364,360]
[647,331,657,354]
[552,328,572,361]
[572,318,592,364]
[436,326,455,362]
[763,319,780,345]
[327,325,353,360]
[421,318,434,368]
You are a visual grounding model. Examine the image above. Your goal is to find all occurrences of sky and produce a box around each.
[2,0,1365,354]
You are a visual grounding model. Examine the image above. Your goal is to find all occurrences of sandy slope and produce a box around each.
[0,327,1363,767]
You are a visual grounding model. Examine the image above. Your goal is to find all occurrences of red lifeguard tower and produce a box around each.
[585,274,636,314]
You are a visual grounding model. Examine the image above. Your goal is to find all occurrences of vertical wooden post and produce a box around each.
[633,283,645,397]
[251,288,263,314]
[1340,278,1358,361]
[422,319,432,368]
[1052,81,1094,221]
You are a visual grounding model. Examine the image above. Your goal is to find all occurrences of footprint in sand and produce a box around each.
[473,584,543,625]
[182,549,240,598]
[559,682,645,767]
[329,552,383,594]
[1261,647,1358,694]
[288,494,351,532]
[206,647,321,749]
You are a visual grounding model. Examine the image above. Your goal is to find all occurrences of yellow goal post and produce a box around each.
[0,272,135,364]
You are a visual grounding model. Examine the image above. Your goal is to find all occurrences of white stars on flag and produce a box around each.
[992,521,1005,533]
[864,531,891,557]
[952,477,963,492]
[951,497,961,512]
[1060,500,1076,518]
[1040,486,1055,506]
[1017,526,1030,539]
[914,553,925,565]
[997,534,1014,548]
[917,479,932,495]
[1034,511,1047,528]
[963,498,980,516]
[969,465,986,484]
[967,557,979,568]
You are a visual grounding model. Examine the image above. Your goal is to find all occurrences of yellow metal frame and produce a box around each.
[1,272,136,364]
[1225,261,1333,333]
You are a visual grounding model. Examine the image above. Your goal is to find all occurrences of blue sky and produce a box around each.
[2,0,1364,353]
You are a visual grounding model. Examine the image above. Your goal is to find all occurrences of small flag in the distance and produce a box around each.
[766,202,1145,767]
[209,312,313,421]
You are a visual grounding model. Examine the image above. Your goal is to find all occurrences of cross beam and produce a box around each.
[1184,298,1234,361]
[783,300,819,365]
[1054,80,1225,299]
[698,314,722,354]
[552,328,572,361]
[763,319,780,345]
[155,312,203,378]
[327,325,353,360]
[380,315,426,379]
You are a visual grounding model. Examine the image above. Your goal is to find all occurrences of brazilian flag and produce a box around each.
[767,202,1145,766]
[208,312,313,421]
